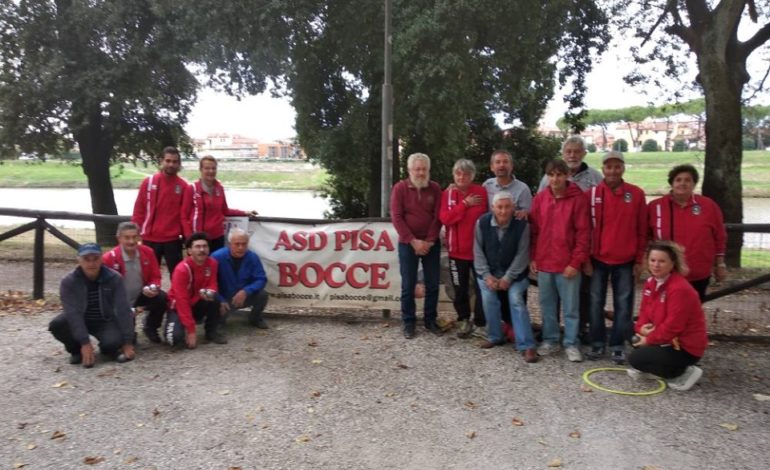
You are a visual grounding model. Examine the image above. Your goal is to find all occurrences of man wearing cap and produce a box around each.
[584,151,647,364]
[102,221,168,344]
[49,243,136,367]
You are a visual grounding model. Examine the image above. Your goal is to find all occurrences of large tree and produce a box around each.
[614,0,770,266]
[0,1,197,243]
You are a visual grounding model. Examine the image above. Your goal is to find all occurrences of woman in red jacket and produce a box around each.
[439,159,488,338]
[181,155,256,252]
[629,240,708,391]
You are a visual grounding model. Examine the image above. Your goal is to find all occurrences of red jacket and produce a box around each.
[648,193,726,281]
[390,179,442,244]
[168,257,218,333]
[586,181,648,265]
[530,182,590,273]
[181,180,248,240]
[132,173,187,243]
[635,272,708,357]
[102,244,162,288]
[439,184,488,260]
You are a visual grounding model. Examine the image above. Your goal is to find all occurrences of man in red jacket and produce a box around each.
[164,232,223,348]
[530,159,590,362]
[391,153,443,339]
[132,146,187,277]
[102,222,168,344]
[584,152,647,364]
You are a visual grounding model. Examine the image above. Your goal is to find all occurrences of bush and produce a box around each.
[672,140,687,152]
[641,139,659,152]
[612,139,628,152]
[587,143,597,153]
[742,137,756,150]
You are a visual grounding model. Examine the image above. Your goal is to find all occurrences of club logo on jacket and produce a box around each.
[175,184,182,195]
[692,204,701,215]
[624,192,632,203]
[660,293,667,303]
[643,288,652,297]
[204,267,211,277]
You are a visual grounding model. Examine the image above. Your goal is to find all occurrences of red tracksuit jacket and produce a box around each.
[102,244,162,288]
[647,193,726,281]
[439,184,488,260]
[530,182,590,273]
[168,257,218,333]
[586,180,648,265]
[132,173,187,243]
[181,180,248,240]
[635,272,708,357]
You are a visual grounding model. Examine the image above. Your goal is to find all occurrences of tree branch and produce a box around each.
[743,60,770,103]
[740,21,770,58]
[665,24,700,52]
[684,0,710,25]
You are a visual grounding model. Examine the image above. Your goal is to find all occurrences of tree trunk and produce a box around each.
[698,48,744,267]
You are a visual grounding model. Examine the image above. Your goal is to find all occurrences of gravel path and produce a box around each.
[0,311,768,469]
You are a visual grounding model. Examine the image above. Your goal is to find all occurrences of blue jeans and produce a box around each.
[589,259,634,350]
[478,277,535,351]
[538,271,581,347]
[398,241,440,324]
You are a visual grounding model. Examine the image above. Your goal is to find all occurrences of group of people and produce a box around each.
[49,148,270,367]
[392,136,724,391]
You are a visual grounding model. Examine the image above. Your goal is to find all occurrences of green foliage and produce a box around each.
[641,139,659,152]
[743,137,757,150]
[587,143,597,153]
[612,139,628,152]
[672,140,687,152]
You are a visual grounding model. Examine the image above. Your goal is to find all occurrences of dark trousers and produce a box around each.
[628,345,700,379]
[209,236,225,253]
[398,242,440,325]
[49,314,123,356]
[448,258,484,326]
[144,239,184,277]
[240,290,269,325]
[136,290,168,332]
[689,277,710,302]
[163,299,221,347]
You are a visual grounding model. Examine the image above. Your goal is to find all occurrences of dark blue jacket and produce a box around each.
[211,247,267,303]
[60,266,134,345]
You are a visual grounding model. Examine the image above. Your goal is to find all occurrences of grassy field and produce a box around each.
[0,159,328,190]
[583,149,770,196]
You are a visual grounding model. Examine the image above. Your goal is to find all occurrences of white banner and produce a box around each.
[246,220,403,309]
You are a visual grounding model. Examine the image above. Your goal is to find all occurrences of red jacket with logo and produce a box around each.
[585,181,648,265]
[530,182,590,273]
[647,193,726,281]
[102,244,162,288]
[439,184,488,260]
[635,272,708,357]
[168,257,218,333]
[390,179,442,244]
[181,180,248,240]
[132,173,187,243]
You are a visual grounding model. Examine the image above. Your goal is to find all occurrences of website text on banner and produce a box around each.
[247,220,402,309]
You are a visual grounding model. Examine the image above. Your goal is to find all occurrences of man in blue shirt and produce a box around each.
[211,228,269,328]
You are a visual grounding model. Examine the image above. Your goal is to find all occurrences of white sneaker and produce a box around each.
[565,346,584,362]
[537,342,561,356]
[471,326,487,339]
[626,367,656,381]
[667,366,703,391]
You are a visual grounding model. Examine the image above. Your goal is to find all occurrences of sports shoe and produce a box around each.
[537,342,560,356]
[586,346,605,361]
[478,339,505,349]
[522,348,539,363]
[626,367,655,381]
[666,366,703,391]
[611,350,627,365]
[565,346,584,362]
[471,326,487,339]
[143,328,161,344]
[248,311,269,329]
[205,331,228,345]
[403,322,416,339]
[456,320,473,338]
[425,321,444,336]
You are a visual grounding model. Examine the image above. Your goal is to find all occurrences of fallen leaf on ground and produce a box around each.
[17,423,27,429]
[83,456,104,465]
[641,466,660,470]
[52,380,68,388]
[753,393,770,401]
[381,323,391,328]
[396,363,409,369]
[307,341,318,347]
[384,392,397,397]
[568,431,581,439]
[218,390,231,395]
[112,449,121,455]
[228,467,242,470]
[360,335,370,340]
[511,417,524,426]
[466,431,476,439]
[13,463,26,468]
[311,391,321,397]
[311,359,323,364]
[50,431,66,440]
[580,384,593,393]
[719,423,738,431]
[547,457,562,467]
[295,435,311,443]
[123,457,138,464]
[244,347,255,352]
[152,408,161,417]
[26,443,36,450]
[464,401,478,409]
[537,438,548,446]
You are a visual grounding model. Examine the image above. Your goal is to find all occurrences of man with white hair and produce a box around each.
[390,152,443,339]
[537,136,602,192]
[211,228,269,329]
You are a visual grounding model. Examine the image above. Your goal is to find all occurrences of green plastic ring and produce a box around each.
[582,367,667,396]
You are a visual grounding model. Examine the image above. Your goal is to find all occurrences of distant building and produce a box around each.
[192,134,306,160]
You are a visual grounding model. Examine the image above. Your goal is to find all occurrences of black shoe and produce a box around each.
[69,353,82,365]
[586,346,605,361]
[248,312,269,329]
[403,322,416,339]
[425,322,444,336]
[143,328,161,344]
[612,350,627,365]
[206,331,228,344]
